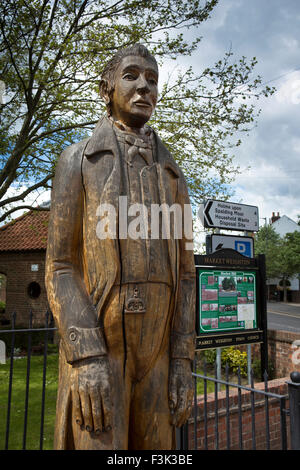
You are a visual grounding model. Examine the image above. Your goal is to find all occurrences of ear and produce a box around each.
[99,79,110,105]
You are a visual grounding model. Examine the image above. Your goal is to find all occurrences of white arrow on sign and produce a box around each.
[197,203,204,226]
[199,200,259,232]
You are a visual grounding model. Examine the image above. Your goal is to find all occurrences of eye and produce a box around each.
[123,73,137,81]
[148,78,158,86]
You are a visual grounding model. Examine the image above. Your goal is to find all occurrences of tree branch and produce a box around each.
[0,173,53,208]
[0,204,50,224]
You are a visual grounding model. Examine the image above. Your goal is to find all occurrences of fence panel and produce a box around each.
[0,311,57,450]
[186,360,290,451]
[1,313,299,451]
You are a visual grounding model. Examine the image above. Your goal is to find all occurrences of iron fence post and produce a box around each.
[287,371,300,450]
[258,254,268,381]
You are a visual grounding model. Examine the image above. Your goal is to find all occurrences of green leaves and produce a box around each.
[280,231,300,278]
[0,0,273,222]
[255,225,283,279]
[255,225,300,301]
[154,51,274,204]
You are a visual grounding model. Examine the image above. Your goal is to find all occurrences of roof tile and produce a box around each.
[0,210,49,251]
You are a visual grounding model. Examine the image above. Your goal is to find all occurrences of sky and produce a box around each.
[170,0,300,230]
[3,0,300,238]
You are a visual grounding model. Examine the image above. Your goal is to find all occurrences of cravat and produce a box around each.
[124,134,152,166]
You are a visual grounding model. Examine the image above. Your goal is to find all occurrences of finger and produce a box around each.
[168,378,178,416]
[71,385,83,427]
[184,390,194,422]
[174,390,188,428]
[185,399,193,421]
[79,386,93,432]
[90,387,103,435]
[101,386,113,432]
[187,387,194,411]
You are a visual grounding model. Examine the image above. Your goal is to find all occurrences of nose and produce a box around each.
[136,74,150,93]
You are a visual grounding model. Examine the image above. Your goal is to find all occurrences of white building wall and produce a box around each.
[271,215,300,237]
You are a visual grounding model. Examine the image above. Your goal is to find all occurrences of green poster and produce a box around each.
[199,269,257,333]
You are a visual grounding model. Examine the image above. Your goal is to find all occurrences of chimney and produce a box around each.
[270,212,280,224]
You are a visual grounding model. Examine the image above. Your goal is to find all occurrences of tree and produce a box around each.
[255,226,300,302]
[0,0,274,223]
[255,224,283,301]
[279,231,300,302]
[255,225,282,280]
[222,276,236,292]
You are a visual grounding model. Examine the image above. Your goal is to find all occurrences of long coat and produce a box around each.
[45,116,196,449]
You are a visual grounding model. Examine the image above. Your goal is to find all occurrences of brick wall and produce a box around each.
[188,376,290,450]
[250,330,300,379]
[291,291,300,303]
[0,250,48,326]
[267,330,300,378]
[234,329,300,379]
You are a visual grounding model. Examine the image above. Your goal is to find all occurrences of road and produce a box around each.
[267,302,300,332]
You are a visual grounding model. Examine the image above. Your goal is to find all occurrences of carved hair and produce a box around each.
[99,44,158,115]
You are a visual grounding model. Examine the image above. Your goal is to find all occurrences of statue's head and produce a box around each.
[99,44,158,128]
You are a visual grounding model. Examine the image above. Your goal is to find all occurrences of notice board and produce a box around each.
[199,268,257,333]
[195,249,267,352]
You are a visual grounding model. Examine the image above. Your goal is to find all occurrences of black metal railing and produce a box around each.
[1,313,300,451]
[0,311,57,450]
[186,364,289,451]
[177,353,300,451]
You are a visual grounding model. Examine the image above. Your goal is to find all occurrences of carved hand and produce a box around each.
[71,356,113,434]
[168,358,194,428]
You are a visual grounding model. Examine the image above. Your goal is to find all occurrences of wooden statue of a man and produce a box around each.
[45,44,196,450]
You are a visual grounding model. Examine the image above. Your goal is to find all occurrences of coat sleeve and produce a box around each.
[45,141,108,364]
[170,172,196,362]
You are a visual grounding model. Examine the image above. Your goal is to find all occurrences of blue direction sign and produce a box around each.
[207,233,254,258]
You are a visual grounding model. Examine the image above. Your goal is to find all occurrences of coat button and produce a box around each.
[69,331,77,342]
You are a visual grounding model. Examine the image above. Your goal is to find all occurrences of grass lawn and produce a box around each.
[194,371,229,395]
[0,353,58,450]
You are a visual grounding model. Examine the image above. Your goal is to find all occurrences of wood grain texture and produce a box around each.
[45,48,196,450]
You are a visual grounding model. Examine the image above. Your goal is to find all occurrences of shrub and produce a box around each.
[252,357,275,380]
[0,330,56,355]
[202,348,216,366]
[221,346,248,377]
[201,346,248,377]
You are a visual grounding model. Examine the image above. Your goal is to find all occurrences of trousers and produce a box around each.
[55,282,175,450]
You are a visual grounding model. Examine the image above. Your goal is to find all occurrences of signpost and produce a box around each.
[196,198,268,380]
[198,199,259,232]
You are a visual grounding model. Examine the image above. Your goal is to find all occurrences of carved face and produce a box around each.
[110,55,158,128]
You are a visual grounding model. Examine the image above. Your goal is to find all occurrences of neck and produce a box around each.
[109,116,148,136]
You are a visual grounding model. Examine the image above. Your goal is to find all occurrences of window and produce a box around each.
[27,281,41,299]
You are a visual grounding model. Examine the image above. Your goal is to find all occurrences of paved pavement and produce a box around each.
[267,302,300,332]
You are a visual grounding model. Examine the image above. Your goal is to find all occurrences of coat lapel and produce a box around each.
[84,116,120,158]
[83,116,122,316]
[153,132,180,291]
